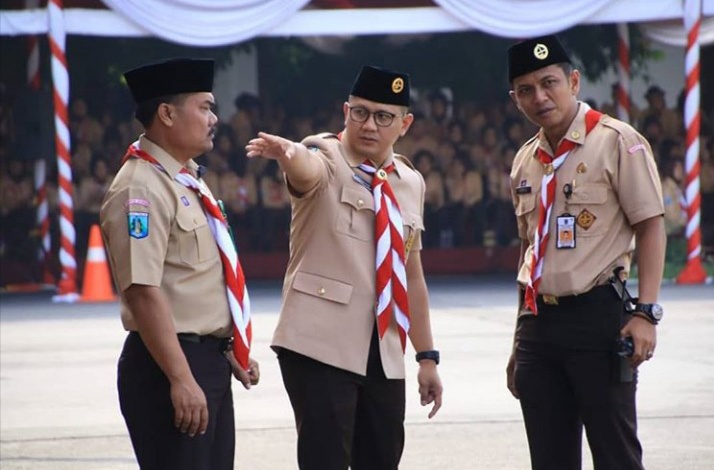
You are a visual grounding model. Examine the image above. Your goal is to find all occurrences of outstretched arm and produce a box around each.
[246,131,323,195]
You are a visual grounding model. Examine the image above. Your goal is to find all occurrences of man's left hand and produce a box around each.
[417,361,443,419]
[620,316,657,368]
[225,352,260,390]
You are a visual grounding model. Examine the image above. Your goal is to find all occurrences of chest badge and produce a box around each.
[576,209,596,230]
[576,162,588,174]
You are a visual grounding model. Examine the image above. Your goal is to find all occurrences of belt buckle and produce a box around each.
[542,294,559,305]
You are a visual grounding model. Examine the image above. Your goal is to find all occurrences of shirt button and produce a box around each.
[317,287,326,296]
[357,199,364,207]
[571,130,581,139]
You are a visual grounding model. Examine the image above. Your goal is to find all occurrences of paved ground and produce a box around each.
[1,276,713,469]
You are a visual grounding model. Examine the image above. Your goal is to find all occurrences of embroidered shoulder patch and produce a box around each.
[128,212,149,239]
[124,198,150,208]
[628,143,646,155]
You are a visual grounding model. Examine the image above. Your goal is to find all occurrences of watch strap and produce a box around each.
[634,303,659,325]
[415,350,440,365]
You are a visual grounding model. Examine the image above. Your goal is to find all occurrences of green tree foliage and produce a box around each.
[255,24,659,112]
[0,24,661,117]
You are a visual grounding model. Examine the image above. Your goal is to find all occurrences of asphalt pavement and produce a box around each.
[1,276,712,469]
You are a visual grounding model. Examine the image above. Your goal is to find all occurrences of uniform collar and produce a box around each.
[534,101,590,158]
[339,129,403,178]
[138,134,200,178]
[345,150,403,178]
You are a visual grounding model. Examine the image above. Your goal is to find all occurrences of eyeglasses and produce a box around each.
[347,105,404,127]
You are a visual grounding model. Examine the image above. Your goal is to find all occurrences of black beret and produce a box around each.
[123,58,214,104]
[350,65,410,107]
[508,35,571,82]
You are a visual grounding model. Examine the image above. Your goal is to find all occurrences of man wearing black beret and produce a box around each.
[505,35,665,470]
[246,65,443,469]
[100,58,259,470]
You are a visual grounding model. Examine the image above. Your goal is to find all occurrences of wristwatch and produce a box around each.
[634,303,664,325]
[415,350,440,365]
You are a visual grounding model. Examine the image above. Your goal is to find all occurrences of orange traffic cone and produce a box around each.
[80,224,116,302]
[676,257,707,284]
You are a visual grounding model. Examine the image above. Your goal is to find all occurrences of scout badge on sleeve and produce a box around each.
[128,212,149,239]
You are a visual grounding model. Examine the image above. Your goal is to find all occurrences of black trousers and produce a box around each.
[514,285,644,470]
[118,332,235,470]
[277,329,406,470]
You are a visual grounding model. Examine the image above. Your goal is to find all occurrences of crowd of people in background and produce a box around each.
[1,79,713,285]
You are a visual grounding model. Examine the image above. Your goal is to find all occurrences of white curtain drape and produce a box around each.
[432,0,620,37]
[99,0,312,46]
[640,17,714,46]
[2,1,713,44]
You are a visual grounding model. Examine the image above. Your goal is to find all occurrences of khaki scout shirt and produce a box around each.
[272,133,425,379]
[510,103,664,297]
[100,136,232,337]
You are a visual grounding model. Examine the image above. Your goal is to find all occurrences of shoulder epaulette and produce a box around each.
[598,115,636,136]
[316,132,339,140]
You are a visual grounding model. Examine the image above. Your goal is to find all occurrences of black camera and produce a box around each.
[617,336,634,358]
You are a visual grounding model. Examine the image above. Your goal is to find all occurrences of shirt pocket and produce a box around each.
[292,271,354,305]
[336,186,374,241]
[515,194,536,216]
[567,183,609,238]
[515,194,537,240]
[176,209,218,264]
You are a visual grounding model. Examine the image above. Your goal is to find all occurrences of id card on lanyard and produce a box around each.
[556,213,576,249]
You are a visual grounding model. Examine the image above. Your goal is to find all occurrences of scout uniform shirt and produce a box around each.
[272,133,425,380]
[100,135,232,337]
[510,103,664,297]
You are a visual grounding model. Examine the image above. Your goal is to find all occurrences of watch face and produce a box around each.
[652,304,664,320]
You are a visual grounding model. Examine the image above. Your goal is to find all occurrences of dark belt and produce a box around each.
[537,284,614,307]
[177,332,233,351]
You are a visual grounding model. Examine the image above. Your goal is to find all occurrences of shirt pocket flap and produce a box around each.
[176,209,208,232]
[569,184,608,204]
[340,186,373,212]
[515,194,536,216]
[403,210,425,231]
[293,272,354,305]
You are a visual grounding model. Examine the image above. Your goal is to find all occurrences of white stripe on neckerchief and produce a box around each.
[123,142,252,370]
[358,160,410,352]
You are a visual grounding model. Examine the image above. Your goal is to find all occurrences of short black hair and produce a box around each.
[557,62,573,77]
[134,94,186,128]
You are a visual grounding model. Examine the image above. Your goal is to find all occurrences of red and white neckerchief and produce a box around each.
[524,108,602,313]
[358,160,410,351]
[123,142,252,369]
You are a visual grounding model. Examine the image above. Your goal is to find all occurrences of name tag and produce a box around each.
[556,213,576,249]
